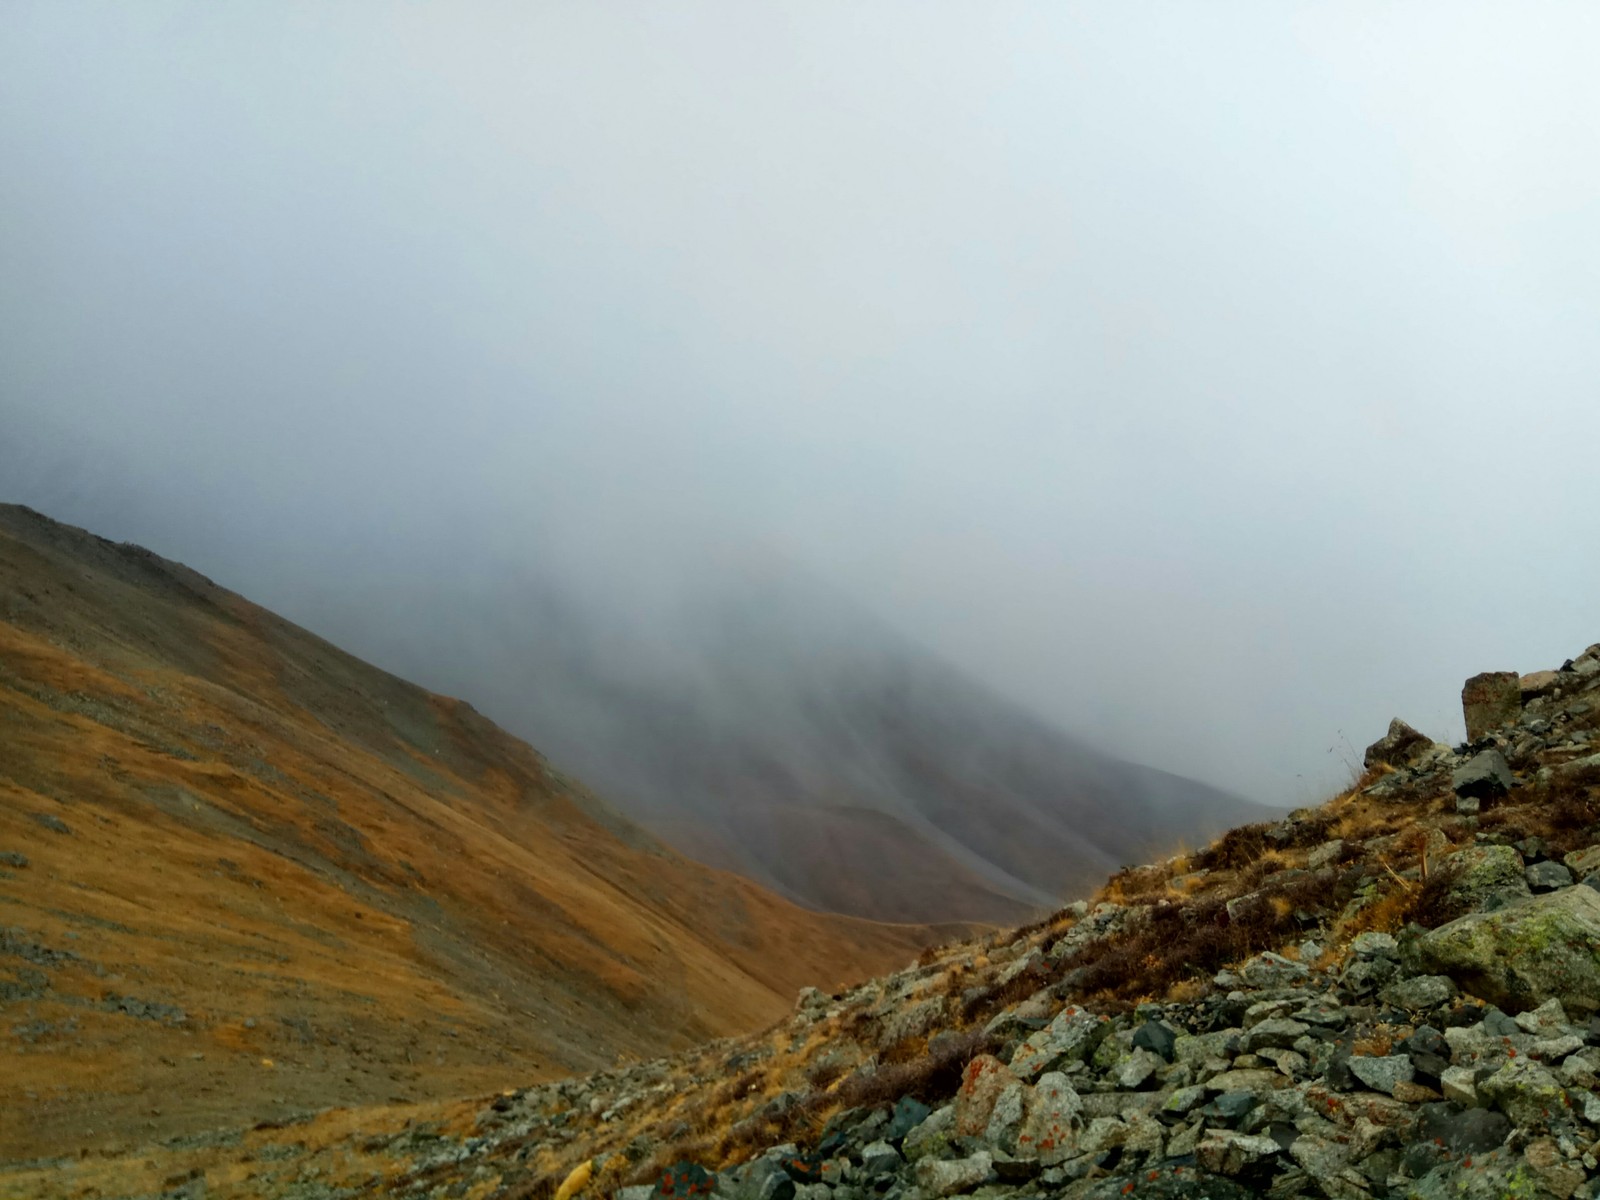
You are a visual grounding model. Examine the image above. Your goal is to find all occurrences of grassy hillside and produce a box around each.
[0,505,955,1162]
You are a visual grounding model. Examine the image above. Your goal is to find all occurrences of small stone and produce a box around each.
[0,852,28,869]
[885,1095,932,1142]
[1243,1019,1309,1053]
[1436,843,1532,912]
[26,812,69,835]
[1289,1133,1352,1177]
[1479,1058,1566,1126]
[1205,1091,1258,1124]
[913,1151,993,1197]
[1077,1116,1127,1154]
[1525,1137,1587,1199]
[1131,1019,1177,1062]
[1391,1079,1441,1104]
[1307,841,1344,870]
[1196,1130,1281,1176]
[1530,1035,1585,1062]
[1515,997,1570,1034]
[1440,1065,1480,1106]
[1238,952,1309,989]
[1434,1107,1512,1153]
[1350,932,1400,960]
[901,1105,954,1162]
[1380,975,1457,1011]
[982,1082,1028,1151]
[1348,1055,1414,1096]
[1161,1085,1208,1117]
[1115,1047,1164,1090]
[1527,861,1576,892]
[1565,846,1600,877]
[858,1141,901,1175]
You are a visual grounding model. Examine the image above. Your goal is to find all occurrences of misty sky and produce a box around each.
[3,2,1599,805]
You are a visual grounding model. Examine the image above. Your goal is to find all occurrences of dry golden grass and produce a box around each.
[0,524,944,1165]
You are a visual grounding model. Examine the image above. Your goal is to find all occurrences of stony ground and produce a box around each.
[8,643,1600,1199]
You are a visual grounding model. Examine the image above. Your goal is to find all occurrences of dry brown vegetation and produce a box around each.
[0,507,945,1165]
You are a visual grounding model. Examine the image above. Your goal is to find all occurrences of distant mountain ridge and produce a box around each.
[308,560,1272,924]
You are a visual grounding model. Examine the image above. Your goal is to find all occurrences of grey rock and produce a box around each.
[1348,1054,1415,1096]
[901,1105,954,1162]
[0,853,27,869]
[1513,997,1569,1034]
[1307,840,1345,870]
[1564,845,1600,877]
[756,1169,796,1200]
[26,812,69,835]
[1016,1071,1082,1166]
[1364,718,1436,770]
[1380,975,1457,1011]
[1452,750,1515,800]
[1350,932,1400,960]
[1205,1090,1258,1123]
[1007,1005,1109,1078]
[982,1081,1027,1152]
[1478,1058,1566,1126]
[1114,1047,1163,1090]
[1288,1132,1352,1177]
[1238,951,1310,989]
[884,1095,932,1142]
[858,1141,900,1175]
[1439,843,1532,910]
[1161,1085,1208,1117]
[1131,1019,1176,1062]
[1419,885,1600,1016]
[1528,1034,1584,1062]
[1526,861,1575,892]
[913,1152,993,1197]
[1439,1065,1480,1107]
[1462,671,1522,741]
[1243,1019,1308,1053]
[1195,1130,1280,1176]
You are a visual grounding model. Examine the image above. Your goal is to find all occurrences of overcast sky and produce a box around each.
[3,2,1599,805]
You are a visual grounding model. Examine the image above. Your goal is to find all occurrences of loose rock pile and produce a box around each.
[589,645,1600,1200]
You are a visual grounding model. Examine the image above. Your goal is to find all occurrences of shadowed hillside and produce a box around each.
[0,505,953,1161]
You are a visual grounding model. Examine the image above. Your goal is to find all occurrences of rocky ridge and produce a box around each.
[11,643,1600,1200]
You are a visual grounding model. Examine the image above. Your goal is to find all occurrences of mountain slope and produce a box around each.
[308,566,1270,924]
[0,505,951,1160]
[26,643,1600,1200]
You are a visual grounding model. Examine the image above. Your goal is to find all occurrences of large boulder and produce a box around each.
[1462,671,1522,741]
[1439,844,1530,912]
[1519,670,1563,702]
[1417,885,1600,1015]
[1451,750,1514,801]
[1363,718,1436,771]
